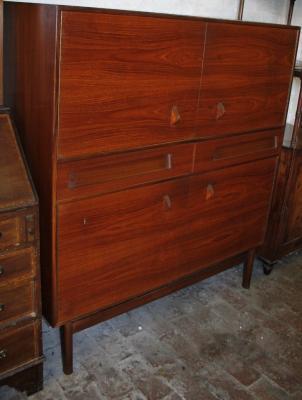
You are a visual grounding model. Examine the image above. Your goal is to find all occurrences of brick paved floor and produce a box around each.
[1,252,302,399]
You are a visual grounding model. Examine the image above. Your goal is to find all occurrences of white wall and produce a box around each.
[4,0,240,19]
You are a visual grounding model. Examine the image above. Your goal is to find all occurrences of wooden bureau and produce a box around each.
[0,113,43,393]
[4,4,299,374]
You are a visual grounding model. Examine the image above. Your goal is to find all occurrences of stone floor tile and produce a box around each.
[200,364,255,400]
[250,376,291,400]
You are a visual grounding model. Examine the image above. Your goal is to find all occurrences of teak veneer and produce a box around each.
[4,3,299,374]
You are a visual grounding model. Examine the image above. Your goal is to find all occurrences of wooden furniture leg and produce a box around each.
[60,323,73,375]
[242,249,256,289]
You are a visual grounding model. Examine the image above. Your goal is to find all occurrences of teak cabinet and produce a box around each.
[4,4,299,374]
[0,113,43,394]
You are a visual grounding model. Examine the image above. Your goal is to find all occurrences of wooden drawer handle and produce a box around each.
[0,304,5,312]
[216,102,226,120]
[206,184,215,200]
[0,349,7,360]
[163,195,172,210]
[0,232,2,239]
[0,266,4,275]
[170,105,181,126]
[166,153,173,170]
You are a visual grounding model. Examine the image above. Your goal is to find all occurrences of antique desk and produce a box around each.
[0,112,43,393]
[4,2,299,373]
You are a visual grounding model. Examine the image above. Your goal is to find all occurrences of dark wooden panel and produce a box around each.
[0,363,43,396]
[0,0,3,105]
[0,281,35,324]
[284,150,302,242]
[57,143,194,201]
[0,114,35,211]
[0,322,37,375]
[0,247,36,284]
[4,3,58,325]
[197,22,298,136]
[58,11,205,158]
[0,216,22,251]
[194,129,281,173]
[57,157,276,323]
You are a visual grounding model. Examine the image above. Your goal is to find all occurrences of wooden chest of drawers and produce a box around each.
[4,4,299,374]
[0,113,43,393]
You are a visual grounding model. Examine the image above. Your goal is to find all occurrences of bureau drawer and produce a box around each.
[0,213,36,251]
[57,157,276,323]
[0,322,38,375]
[0,248,36,284]
[0,217,22,251]
[57,143,194,201]
[0,281,35,324]
[194,129,281,173]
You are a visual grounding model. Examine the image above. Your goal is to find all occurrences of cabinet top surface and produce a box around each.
[0,114,36,212]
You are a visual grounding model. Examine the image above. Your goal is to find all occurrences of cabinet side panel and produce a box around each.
[0,0,3,105]
[4,3,58,325]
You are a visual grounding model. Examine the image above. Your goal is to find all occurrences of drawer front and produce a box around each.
[0,281,35,324]
[57,157,276,323]
[0,248,36,284]
[197,22,298,137]
[194,129,281,173]
[0,322,37,374]
[57,143,194,201]
[58,11,206,159]
[0,212,36,251]
[0,217,22,251]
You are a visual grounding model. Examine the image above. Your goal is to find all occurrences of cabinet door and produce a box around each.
[57,157,276,323]
[197,22,298,137]
[179,157,277,268]
[58,11,205,159]
[57,178,190,323]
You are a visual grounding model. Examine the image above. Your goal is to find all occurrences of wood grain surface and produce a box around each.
[57,157,276,323]
[58,11,206,158]
[197,22,298,136]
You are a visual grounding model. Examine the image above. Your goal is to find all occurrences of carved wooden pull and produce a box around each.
[206,184,215,200]
[163,195,172,210]
[170,105,181,126]
[165,154,173,170]
[216,102,226,120]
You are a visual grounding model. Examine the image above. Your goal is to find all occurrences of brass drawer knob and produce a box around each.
[0,349,7,360]
[0,304,5,312]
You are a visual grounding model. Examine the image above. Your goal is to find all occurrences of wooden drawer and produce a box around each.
[0,213,37,251]
[58,11,206,159]
[0,248,36,284]
[0,281,35,324]
[57,157,276,323]
[0,322,38,375]
[194,129,281,173]
[57,143,194,201]
[0,216,22,251]
[196,22,298,137]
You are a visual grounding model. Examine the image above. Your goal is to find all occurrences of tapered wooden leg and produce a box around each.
[60,322,73,375]
[242,249,256,289]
